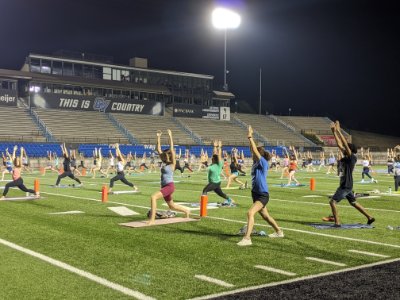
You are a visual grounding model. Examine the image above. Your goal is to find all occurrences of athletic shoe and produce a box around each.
[367,217,375,225]
[333,224,342,228]
[133,186,138,191]
[361,179,365,183]
[237,238,252,246]
[373,179,378,183]
[268,231,284,238]
[0,196,5,200]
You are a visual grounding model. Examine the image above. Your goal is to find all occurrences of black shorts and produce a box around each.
[331,188,356,204]
[251,191,269,208]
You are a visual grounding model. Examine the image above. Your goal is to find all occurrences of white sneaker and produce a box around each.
[373,179,378,183]
[268,231,284,238]
[361,179,365,183]
[237,238,252,246]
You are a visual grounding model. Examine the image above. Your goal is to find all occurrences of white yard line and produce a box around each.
[348,249,390,258]
[189,257,400,300]
[305,257,346,267]
[194,275,234,288]
[41,192,400,249]
[254,265,296,276]
[0,238,155,300]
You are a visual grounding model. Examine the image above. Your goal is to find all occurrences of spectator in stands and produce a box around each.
[55,143,82,187]
[328,121,375,227]
[287,146,301,186]
[148,130,190,225]
[202,140,235,206]
[1,147,39,200]
[237,125,284,246]
[226,148,246,189]
[109,144,138,193]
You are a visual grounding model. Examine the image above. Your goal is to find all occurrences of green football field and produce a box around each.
[0,166,399,299]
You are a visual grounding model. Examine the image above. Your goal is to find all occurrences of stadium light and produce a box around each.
[212,7,241,91]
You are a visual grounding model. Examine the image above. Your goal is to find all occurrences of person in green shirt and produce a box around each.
[202,140,234,206]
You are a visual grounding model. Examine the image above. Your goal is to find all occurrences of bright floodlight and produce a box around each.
[212,7,241,29]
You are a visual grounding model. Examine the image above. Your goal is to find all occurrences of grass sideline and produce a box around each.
[0,166,399,299]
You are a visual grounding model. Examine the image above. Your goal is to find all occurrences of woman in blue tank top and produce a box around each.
[147,129,190,225]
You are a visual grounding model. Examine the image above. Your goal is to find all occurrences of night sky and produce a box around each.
[1,0,399,136]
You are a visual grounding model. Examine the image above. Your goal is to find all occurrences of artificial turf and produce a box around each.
[0,166,399,299]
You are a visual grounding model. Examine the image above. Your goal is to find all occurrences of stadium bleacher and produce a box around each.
[0,107,45,142]
[234,113,314,146]
[177,117,249,145]
[34,109,129,144]
[111,113,195,145]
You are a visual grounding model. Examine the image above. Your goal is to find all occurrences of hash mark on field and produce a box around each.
[255,265,296,276]
[195,275,234,288]
[348,249,390,258]
[0,238,154,300]
[305,257,346,267]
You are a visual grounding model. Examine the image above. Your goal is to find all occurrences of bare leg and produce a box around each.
[329,199,340,225]
[259,207,281,233]
[243,202,263,240]
[167,199,190,218]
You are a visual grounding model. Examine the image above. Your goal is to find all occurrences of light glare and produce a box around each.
[212,8,241,29]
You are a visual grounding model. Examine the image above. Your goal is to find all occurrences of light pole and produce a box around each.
[212,7,241,91]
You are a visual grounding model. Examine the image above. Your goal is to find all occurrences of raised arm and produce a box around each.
[11,145,18,161]
[115,144,125,164]
[20,147,24,162]
[62,143,69,158]
[156,130,162,154]
[167,129,176,169]
[335,121,351,156]
[248,125,261,160]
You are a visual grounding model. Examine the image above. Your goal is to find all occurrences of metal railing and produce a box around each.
[172,117,203,145]
[106,113,138,144]
[29,108,56,142]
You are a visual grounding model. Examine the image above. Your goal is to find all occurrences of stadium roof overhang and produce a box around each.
[213,90,235,98]
[29,53,214,80]
[0,68,171,95]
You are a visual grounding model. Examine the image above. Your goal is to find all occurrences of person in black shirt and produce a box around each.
[55,143,82,187]
[329,121,374,227]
